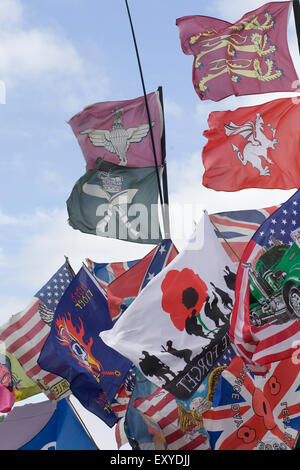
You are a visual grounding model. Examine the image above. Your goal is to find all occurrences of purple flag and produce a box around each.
[68,91,163,170]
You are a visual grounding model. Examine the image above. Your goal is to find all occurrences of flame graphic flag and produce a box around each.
[38,265,132,427]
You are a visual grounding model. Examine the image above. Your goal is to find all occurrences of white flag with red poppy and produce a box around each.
[100,212,237,401]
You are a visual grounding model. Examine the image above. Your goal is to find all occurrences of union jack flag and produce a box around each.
[230,190,300,369]
[107,239,178,321]
[132,387,210,450]
[209,205,279,263]
[86,258,139,293]
[202,356,300,450]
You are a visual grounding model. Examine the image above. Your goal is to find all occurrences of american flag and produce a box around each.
[209,205,279,263]
[0,261,73,401]
[132,387,210,450]
[230,190,300,369]
[203,356,300,450]
[86,258,139,293]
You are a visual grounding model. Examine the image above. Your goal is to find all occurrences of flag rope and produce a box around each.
[209,218,241,263]
[124,0,169,238]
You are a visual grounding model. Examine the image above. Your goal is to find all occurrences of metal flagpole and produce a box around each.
[124,0,168,237]
[158,86,171,239]
[66,396,100,450]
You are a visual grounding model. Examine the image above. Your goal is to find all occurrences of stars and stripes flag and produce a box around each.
[202,356,300,450]
[209,205,280,263]
[0,261,73,402]
[107,238,178,321]
[230,189,300,370]
[132,387,210,450]
[86,258,139,293]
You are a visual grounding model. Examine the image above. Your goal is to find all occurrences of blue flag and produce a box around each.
[38,265,132,427]
[0,399,97,450]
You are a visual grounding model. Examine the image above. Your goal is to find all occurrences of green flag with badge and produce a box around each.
[67,158,163,244]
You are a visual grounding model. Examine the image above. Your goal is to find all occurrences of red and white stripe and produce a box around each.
[230,239,300,370]
[0,298,68,400]
[132,388,209,450]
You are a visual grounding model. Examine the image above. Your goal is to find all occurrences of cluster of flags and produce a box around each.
[0,0,300,451]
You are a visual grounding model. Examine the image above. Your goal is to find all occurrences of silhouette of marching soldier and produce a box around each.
[139,351,176,385]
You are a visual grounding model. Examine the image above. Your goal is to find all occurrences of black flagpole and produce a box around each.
[124,0,169,237]
[158,86,171,238]
[293,0,300,55]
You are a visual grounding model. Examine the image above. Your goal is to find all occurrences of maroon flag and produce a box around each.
[176,2,298,102]
[68,91,163,170]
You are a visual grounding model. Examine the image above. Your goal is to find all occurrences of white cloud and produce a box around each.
[164,97,183,118]
[0,0,110,114]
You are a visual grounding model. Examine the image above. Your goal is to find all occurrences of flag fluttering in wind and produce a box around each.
[107,238,178,321]
[132,386,210,450]
[67,158,162,244]
[209,205,280,263]
[176,2,298,102]
[86,257,140,294]
[0,261,73,402]
[202,356,300,450]
[0,344,15,413]
[0,399,97,450]
[230,189,300,371]
[5,350,41,403]
[38,265,132,427]
[100,212,236,401]
[202,98,300,191]
[68,91,163,170]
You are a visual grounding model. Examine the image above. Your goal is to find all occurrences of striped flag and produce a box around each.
[209,205,279,263]
[107,239,178,321]
[202,356,300,450]
[132,387,210,450]
[0,262,73,401]
[230,190,300,370]
[86,258,139,293]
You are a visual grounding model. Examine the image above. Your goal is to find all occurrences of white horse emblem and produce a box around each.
[224,113,278,176]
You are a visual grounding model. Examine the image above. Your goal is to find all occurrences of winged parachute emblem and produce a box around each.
[80,108,152,166]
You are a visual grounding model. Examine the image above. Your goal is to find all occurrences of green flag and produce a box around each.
[67,159,162,244]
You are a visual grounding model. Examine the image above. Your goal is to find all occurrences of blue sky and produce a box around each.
[0,0,299,449]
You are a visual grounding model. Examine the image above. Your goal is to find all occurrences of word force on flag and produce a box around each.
[100,212,237,401]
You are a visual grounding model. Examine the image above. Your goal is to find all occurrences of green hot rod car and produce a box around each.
[245,228,300,326]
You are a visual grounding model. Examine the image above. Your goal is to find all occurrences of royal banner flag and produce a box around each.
[176,2,298,102]
[86,257,139,293]
[0,262,72,402]
[68,91,163,170]
[38,265,132,427]
[100,212,237,401]
[209,205,279,262]
[202,356,300,450]
[107,239,178,322]
[230,189,300,370]
[0,399,97,450]
[202,97,300,191]
[67,158,162,244]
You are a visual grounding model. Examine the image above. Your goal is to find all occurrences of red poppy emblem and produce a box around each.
[161,268,208,331]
